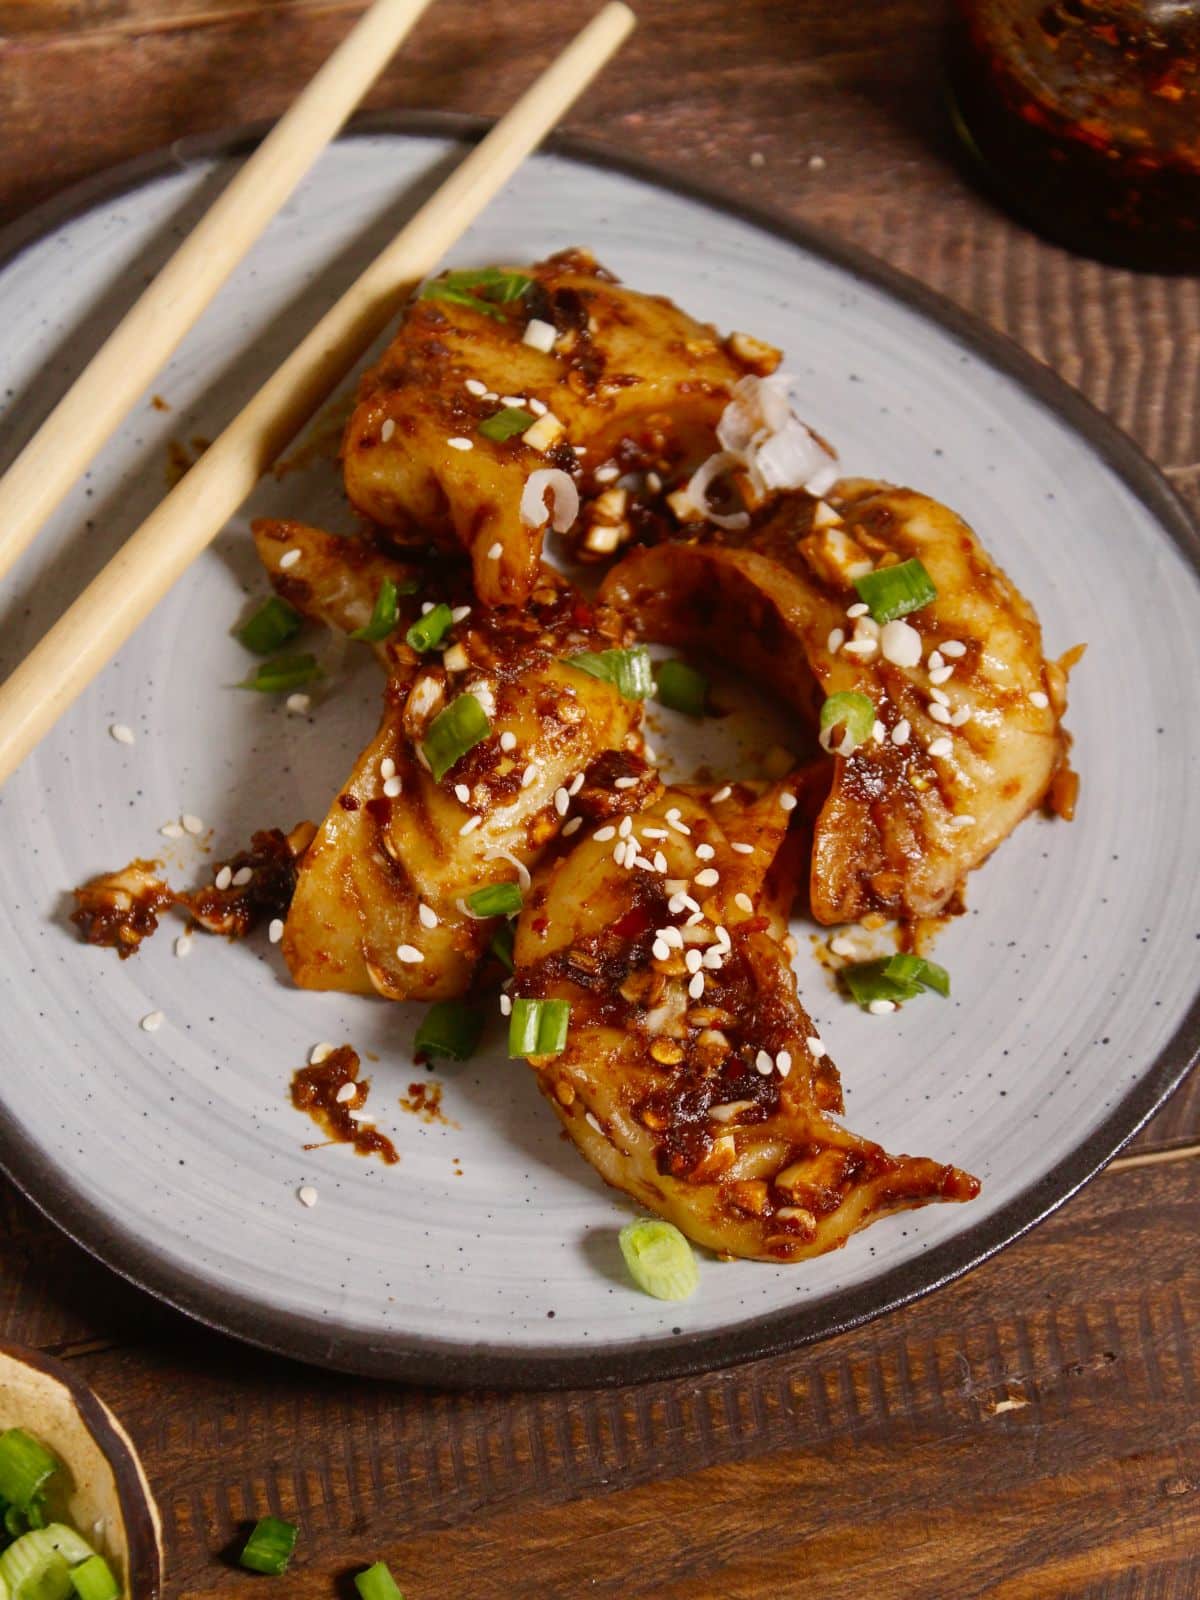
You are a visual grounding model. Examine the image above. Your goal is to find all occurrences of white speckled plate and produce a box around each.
[1,115,1197,1388]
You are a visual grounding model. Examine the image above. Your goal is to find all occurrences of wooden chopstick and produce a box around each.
[0,0,437,590]
[0,1,636,790]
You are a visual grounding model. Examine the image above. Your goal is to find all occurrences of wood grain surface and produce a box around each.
[1,1,1198,1595]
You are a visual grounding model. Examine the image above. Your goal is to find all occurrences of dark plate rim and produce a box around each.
[1,110,1196,1391]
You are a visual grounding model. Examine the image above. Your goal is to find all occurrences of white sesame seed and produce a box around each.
[872,720,886,743]
[667,892,687,914]
[695,843,715,861]
[714,925,730,947]
[569,771,586,796]
[418,903,438,929]
[381,417,397,440]
[830,934,859,957]
[614,776,638,790]
[928,665,954,686]
[846,602,869,619]
[182,814,204,836]
[499,730,517,752]
[214,866,233,891]
[807,1036,826,1057]
[562,816,583,837]
[755,1049,774,1075]
[632,853,654,872]
[421,600,434,615]
[396,944,424,963]
[868,998,897,1015]
[652,938,672,961]
[286,692,311,715]
[521,764,538,788]
[693,867,718,888]
[310,1042,335,1064]
[160,821,184,839]
[448,437,474,451]
[585,1111,603,1134]
[335,1082,357,1104]
[465,378,488,397]
[268,918,284,944]
[594,825,616,842]
[613,840,627,866]
[642,827,668,840]
[734,892,754,913]
[454,782,470,804]
[729,841,754,856]
[383,776,402,798]
[653,851,668,874]
[232,866,253,888]
[619,816,633,837]
[880,618,923,668]
[451,605,472,624]
[348,1108,375,1125]
[647,471,662,492]
[950,813,977,829]
[554,787,570,817]
[940,639,966,658]
[928,650,945,671]
[459,815,482,836]
[891,720,911,746]
[779,793,797,812]
[843,639,878,656]
[298,1185,318,1208]
[141,1009,164,1032]
[776,1049,792,1074]
[1030,690,1050,709]
[662,926,684,949]
[278,548,301,570]
[486,540,503,559]
[380,757,396,781]
[482,391,498,403]
[929,686,951,707]
[685,949,703,975]
[928,702,952,724]
[928,737,953,758]
[499,395,526,408]
[688,972,706,1000]
[175,933,192,958]
[109,723,135,745]
[686,910,705,926]
[950,706,972,726]
[500,993,513,1016]
[667,816,691,835]
[826,628,845,654]
[527,397,548,417]
[702,947,724,969]
[711,785,732,803]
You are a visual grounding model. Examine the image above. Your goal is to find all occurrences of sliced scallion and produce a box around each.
[238,1517,298,1576]
[655,659,708,717]
[239,654,321,694]
[818,691,875,755]
[467,881,523,918]
[414,1002,484,1062]
[354,1561,406,1600]
[479,406,535,443]
[0,1535,70,1600]
[422,694,491,781]
[490,922,515,973]
[0,1433,58,1513]
[405,603,455,654]
[618,1218,698,1301]
[853,557,937,623]
[566,647,653,701]
[69,1556,119,1600]
[841,953,950,1009]
[508,998,570,1058]
[350,577,414,643]
[236,596,302,656]
[419,267,533,322]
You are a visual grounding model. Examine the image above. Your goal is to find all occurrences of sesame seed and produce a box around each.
[335,1082,357,1104]
[662,926,684,949]
[652,938,672,961]
[653,851,668,874]
[278,548,301,570]
[465,378,488,397]
[298,1185,318,1208]
[175,933,192,958]
[232,866,253,888]
[585,1111,604,1134]
[613,840,627,866]
[694,867,720,888]
[702,947,724,969]
[554,787,570,817]
[647,471,662,492]
[928,702,952,724]
[110,723,135,745]
[642,827,668,840]
[182,814,204,835]
[688,972,706,999]
[614,776,638,790]
[594,825,616,842]
[310,1042,334,1064]
[418,903,438,929]
[396,944,424,963]
[843,639,878,656]
[381,417,397,440]
[667,892,687,914]
[667,816,691,835]
[950,706,972,726]
[160,820,184,839]
[950,813,977,829]
[448,437,473,451]
[846,602,869,619]
[521,764,538,788]
[827,627,845,653]
[928,737,953,758]
[486,540,503,559]
[268,918,284,943]
[929,686,951,707]
[569,772,585,796]
[1030,690,1050,709]
[686,910,705,926]
[891,719,911,746]
[711,786,732,803]
[500,993,512,1016]
[459,815,482,835]
[215,866,233,891]
[451,604,472,623]
[527,397,548,417]
[830,934,859,957]
[499,730,517,752]
[593,463,620,485]
[141,1009,164,1031]
[807,1036,826,1057]
[779,793,797,812]
[928,650,945,671]
[380,757,396,780]
[632,853,654,872]
[684,949,703,975]
[286,693,311,714]
[562,817,583,837]
[872,720,886,743]
[454,782,471,803]
[730,841,754,855]
[482,391,498,402]
[755,1049,774,1075]
[421,600,434,615]
[383,776,402,798]
[776,1050,792,1075]
[695,843,715,861]
[734,892,754,913]
[941,639,966,658]
[868,998,897,1015]
[880,618,923,668]
[619,816,633,837]
[714,925,730,947]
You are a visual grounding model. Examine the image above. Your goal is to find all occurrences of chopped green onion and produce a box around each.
[238,1517,298,1576]
[236,596,302,656]
[354,1562,406,1600]
[818,691,875,754]
[618,1218,699,1301]
[467,881,523,918]
[490,922,515,973]
[655,659,708,717]
[69,1557,119,1600]
[0,1537,70,1600]
[350,577,413,643]
[566,646,653,700]
[405,603,455,653]
[239,653,321,694]
[29,1529,93,1568]
[508,998,570,1058]
[479,406,535,442]
[420,267,533,322]
[5,1501,27,1540]
[853,557,937,623]
[422,693,491,782]
[841,953,950,1009]
[0,1434,58,1514]
[414,1001,484,1062]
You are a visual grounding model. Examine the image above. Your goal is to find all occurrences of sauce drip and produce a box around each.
[290,1045,399,1163]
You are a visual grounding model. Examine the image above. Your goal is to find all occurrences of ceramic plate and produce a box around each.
[1,115,1197,1388]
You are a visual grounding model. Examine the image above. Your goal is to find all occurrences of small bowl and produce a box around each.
[0,1342,162,1597]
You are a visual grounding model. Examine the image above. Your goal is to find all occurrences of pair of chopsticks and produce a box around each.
[0,0,636,788]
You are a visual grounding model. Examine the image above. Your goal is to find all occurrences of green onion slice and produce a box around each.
[618,1218,699,1301]
[405,603,455,653]
[853,557,937,623]
[238,1517,298,1576]
[841,953,950,1009]
[818,691,875,755]
[490,922,515,973]
[479,406,535,442]
[422,693,491,781]
[566,647,653,701]
[467,881,523,918]
[350,576,414,643]
[237,596,302,656]
[70,1556,119,1600]
[0,1433,58,1513]
[508,998,571,1058]
[420,267,533,321]
[0,1534,71,1600]
[240,653,321,694]
[414,1001,484,1062]
[655,659,708,717]
[354,1561,406,1600]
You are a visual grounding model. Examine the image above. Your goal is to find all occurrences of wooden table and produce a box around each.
[2,2,1198,1593]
